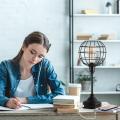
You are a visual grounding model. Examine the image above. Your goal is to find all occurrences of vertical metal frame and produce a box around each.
[69,0,74,83]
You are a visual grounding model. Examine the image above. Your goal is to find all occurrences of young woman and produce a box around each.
[0,31,65,109]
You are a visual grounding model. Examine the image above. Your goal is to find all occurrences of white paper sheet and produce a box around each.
[0,104,54,111]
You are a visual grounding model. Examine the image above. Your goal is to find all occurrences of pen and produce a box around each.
[99,106,118,111]
[20,105,31,109]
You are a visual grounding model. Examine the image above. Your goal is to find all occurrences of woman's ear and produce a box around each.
[21,45,26,51]
[21,47,24,52]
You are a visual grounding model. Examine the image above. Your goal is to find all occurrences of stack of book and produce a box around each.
[53,95,80,113]
[81,9,98,14]
[76,34,92,40]
[98,34,109,40]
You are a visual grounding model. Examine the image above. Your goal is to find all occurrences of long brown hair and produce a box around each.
[12,31,51,63]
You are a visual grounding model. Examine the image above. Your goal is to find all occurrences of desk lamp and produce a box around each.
[78,40,106,109]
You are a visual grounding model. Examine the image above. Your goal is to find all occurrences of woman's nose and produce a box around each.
[32,56,38,62]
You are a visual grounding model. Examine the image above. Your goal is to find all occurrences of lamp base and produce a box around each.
[83,94,101,109]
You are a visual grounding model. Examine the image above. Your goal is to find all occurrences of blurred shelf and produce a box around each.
[69,0,120,104]
[74,40,120,43]
[72,14,120,17]
[81,91,120,95]
[74,66,120,69]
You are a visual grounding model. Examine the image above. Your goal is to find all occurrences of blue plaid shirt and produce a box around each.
[0,59,65,106]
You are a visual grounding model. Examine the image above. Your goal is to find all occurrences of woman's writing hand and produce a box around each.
[6,98,21,109]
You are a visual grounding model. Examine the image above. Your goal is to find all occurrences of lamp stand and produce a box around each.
[83,93,101,109]
[83,63,101,109]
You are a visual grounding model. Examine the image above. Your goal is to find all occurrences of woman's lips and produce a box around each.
[29,61,35,64]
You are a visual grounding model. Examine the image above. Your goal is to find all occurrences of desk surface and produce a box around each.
[0,109,117,120]
[0,109,116,115]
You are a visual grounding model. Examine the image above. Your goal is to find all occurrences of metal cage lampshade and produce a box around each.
[79,40,107,109]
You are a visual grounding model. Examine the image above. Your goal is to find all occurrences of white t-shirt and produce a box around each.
[15,76,34,97]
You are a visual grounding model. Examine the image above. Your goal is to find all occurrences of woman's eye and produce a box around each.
[30,50,44,59]
[38,55,44,59]
[30,50,36,55]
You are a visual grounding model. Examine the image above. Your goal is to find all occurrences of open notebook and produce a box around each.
[0,104,54,111]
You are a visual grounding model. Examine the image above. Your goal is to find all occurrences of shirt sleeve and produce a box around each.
[0,61,10,106]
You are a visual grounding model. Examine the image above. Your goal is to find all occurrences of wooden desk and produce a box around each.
[0,109,117,120]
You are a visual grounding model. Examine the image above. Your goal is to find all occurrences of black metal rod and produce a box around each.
[89,64,95,95]
[69,0,72,82]
[69,0,74,83]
